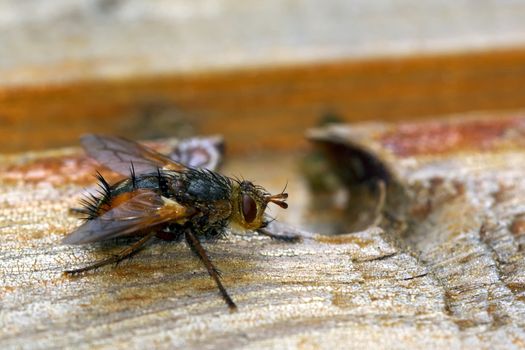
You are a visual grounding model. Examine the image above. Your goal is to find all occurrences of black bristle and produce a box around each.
[78,172,113,220]
[156,168,166,195]
[95,171,111,198]
[78,193,100,220]
[201,168,232,191]
[130,162,137,189]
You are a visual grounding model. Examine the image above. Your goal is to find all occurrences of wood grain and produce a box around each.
[3,115,525,348]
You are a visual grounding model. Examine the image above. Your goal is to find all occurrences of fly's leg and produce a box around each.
[65,231,156,274]
[184,229,237,311]
[257,227,302,243]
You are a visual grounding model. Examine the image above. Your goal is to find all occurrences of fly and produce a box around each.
[63,134,292,310]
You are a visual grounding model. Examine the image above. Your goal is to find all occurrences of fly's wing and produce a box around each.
[169,136,224,171]
[81,134,186,175]
[63,190,195,244]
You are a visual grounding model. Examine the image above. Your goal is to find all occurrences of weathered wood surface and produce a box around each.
[3,115,525,349]
[310,114,525,334]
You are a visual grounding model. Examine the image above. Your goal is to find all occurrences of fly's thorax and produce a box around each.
[180,168,232,202]
[229,180,270,232]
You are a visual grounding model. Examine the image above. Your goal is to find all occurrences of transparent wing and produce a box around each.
[63,190,195,244]
[81,134,186,175]
[169,136,224,171]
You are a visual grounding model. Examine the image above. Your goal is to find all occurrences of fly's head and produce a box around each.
[230,180,288,231]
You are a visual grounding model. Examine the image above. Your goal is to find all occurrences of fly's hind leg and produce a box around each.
[184,229,237,311]
[65,231,157,274]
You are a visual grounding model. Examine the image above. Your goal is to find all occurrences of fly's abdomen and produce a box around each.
[80,172,175,219]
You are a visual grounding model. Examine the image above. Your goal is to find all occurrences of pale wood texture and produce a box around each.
[310,112,525,333]
[3,113,525,348]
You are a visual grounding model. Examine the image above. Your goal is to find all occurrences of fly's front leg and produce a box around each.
[65,231,156,274]
[184,229,237,311]
[257,217,304,243]
[257,227,302,242]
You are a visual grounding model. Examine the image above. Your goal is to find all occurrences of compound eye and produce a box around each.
[241,194,257,223]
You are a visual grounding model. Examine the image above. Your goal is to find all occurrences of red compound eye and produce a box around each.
[241,194,257,223]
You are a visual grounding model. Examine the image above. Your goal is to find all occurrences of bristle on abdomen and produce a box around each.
[78,172,113,220]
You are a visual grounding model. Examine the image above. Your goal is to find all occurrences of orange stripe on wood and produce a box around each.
[1,48,525,154]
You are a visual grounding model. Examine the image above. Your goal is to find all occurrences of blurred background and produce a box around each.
[2,0,525,154]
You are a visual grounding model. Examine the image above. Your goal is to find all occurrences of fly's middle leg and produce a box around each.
[184,229,237,311]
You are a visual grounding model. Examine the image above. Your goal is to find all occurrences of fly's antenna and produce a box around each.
[266,181,289,209]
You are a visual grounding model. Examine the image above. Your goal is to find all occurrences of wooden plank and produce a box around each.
[3,114,525,348]
[2,48,525,154]
[309,113,525,331]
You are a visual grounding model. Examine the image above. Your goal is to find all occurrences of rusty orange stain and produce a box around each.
[380,117,525,157]
[1,155,121,186]
[510,215,525,236]
[0,141,185,186]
